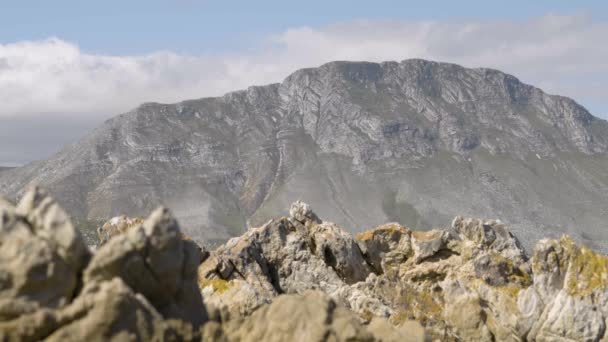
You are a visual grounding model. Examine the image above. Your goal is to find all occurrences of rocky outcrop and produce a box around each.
[96,215,144,245]
[2,187,607,341]
[199,202,608,341]
[0,187,208,341]
[1,190,429,341]
[215,290,425,342]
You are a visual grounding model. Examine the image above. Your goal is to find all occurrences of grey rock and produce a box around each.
[0,188,89,312]
[96,215,144,245]
[0,189,208,341]
[1,59,608,253]
[200,205,608,341]
[84,207,208,326]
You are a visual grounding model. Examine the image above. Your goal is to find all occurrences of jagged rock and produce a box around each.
[84,207,207,326]
[15,187,90,271]
[410,229,454,264]
[308,221,373,284]
[0,278,199,342]
[2,189,608,341]
[198,203,385,322]
[527,236,608,341]
[356,223,412,274]
[0,188,90,314]
[452,216,526,263]
[288,200,320,224]
[0,189,209,341]
[96,215,144,245]
[200,204,608,341]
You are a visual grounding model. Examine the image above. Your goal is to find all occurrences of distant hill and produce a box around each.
[1,59,607,252]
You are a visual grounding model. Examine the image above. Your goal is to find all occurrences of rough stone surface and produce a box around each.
[2,59,608,253]
[2,191,431,342]
[0,187,90,314]
[220,290,425,342]
[0,189,207,341]
[200,202,608,341]
[84,207,208,326]
[96,215,144,245]
[2,190,608,341]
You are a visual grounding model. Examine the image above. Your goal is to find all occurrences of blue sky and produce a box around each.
[1,1,607,165]
[2,0,607,55]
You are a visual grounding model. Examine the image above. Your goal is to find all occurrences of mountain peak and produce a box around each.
[1,60,608,254]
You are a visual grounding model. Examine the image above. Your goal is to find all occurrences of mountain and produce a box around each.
[1,59,607,251]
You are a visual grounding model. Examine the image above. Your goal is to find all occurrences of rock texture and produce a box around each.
[2,188,607,341]
[0,187,208,341]
[1,59,608,252]
[96,215,144,245]
[0,189,428,341]
[199,201,608,341]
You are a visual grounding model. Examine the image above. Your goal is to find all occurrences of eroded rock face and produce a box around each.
[199,202,608,341]
[528,237,608,341]
[2,191,426,342]
[198,205,382,321]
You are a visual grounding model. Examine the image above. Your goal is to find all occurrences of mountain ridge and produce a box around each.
[1,58,607,252]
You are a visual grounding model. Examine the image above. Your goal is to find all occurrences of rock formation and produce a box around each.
[96,215,144,245]
[0,189,428,341]
[2,59,608,253]
[199,201,608,341]
[0,187,207,341]
[2,187,607,341]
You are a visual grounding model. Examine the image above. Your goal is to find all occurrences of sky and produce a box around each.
[1,0,608,165]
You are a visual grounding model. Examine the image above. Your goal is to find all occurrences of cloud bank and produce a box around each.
[1,13,607,120]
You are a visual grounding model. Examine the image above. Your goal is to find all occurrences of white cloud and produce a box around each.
[1,13,607,119]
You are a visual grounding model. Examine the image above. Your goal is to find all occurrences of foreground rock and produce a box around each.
[199,202,608,341]
[1,189,423,341]
[216,290,425,342]
[0,187,207,341]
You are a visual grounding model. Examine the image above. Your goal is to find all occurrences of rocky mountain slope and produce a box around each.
[1,59,607,252]
[2,189,607,341]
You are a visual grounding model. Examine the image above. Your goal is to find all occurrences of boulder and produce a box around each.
[0,188,208,341]
[84,207,207,326]
[0,188,90,313]
[96,215,144,245]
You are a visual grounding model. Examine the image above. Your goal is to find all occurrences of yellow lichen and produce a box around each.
[356,230,376,241]
[199,278,234,294]
[394,287,443,325]
[356,223,408,242]
[359,309,375,323]
[497,284,523,299]
[531,236,608,297]
[565,245,608,297]
[390,310,411,325]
